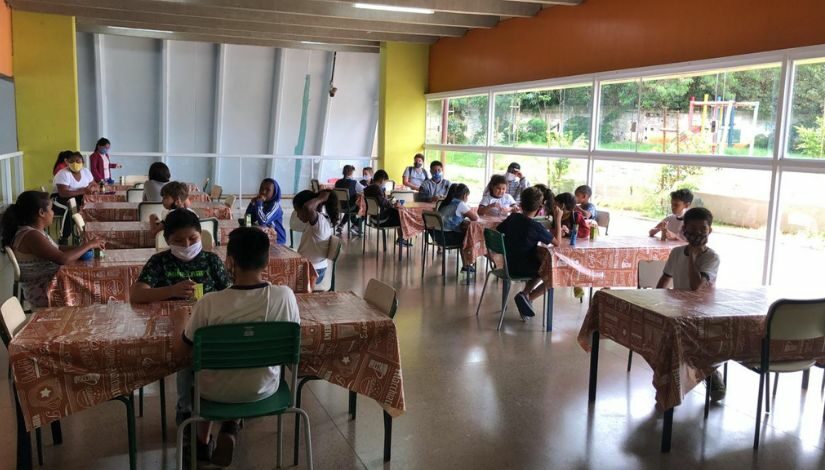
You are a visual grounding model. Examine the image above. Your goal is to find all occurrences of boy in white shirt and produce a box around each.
[180,227,301,466]
[293,190,340,286]
[650,188,693,241]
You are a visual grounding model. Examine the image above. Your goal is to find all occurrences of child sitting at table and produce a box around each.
[417,161,451,202]
[334,165,364,237]
[143,162,170,202]
[436,183,478,272]
[149,182,192,237]
[1,191,105,308]
[497,187,562,319]
[130,209,230,304]
[532,184,555,217]
[363,170,405,245]
[649,188,693,241]
[360,167,373,187]
[179,227,301,466]
[478,175,518,217]
[554,192,590,240]
[656,207,723,399]
[574,185,597,220]
[245,178,286,244]
[293,190,339,286]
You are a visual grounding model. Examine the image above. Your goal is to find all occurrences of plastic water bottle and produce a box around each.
[245,214,252,227]
[570,224,578,246]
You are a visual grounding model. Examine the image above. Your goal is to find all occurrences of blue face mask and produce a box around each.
[99,148,108,155]
[432,171,442,181]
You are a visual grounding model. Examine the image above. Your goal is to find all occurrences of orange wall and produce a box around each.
[430,0,825,93]
[0,2,11,77]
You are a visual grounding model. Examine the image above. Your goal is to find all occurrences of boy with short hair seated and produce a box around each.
[656,207,724,399]
[650,188,693,241]
[149,181,192,237]
[180,227,301,466]
[574,184,597,220]
[417,160,451,202]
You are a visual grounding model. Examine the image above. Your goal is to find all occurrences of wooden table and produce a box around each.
[578,287,825,452]
[11,292,404,467]
[47,245,317,306]
[83,220,276,249]
[80,202,231,222]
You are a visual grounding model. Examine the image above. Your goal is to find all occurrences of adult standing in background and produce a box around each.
[402,153,429,190]
[90,137,120,184]
[505,162,530,201]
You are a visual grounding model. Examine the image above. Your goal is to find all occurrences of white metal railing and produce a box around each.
[0,151,24,207]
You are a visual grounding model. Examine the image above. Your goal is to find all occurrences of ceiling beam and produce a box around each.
[314,0,540,17]
[9,0,470,37]
[77,23,379,52]
[506,0,581,4]
[76,16,437,44]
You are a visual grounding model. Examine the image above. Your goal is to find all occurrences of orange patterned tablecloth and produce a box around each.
[11,292,405,431]
[47,245,317,306]
[397,202,436,239]
[109,183,200,193]
[578,287,825,411]
[83,191,210,203]
[461,216,505,265]
[83,220,276,249]
[539,236,680,288]
[80,202,231,222]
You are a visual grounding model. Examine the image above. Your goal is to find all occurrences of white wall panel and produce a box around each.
[76,32,98,152]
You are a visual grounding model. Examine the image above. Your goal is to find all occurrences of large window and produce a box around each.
[426,95,489,145]
[787,58,825,159]
[493,84,592,149]
[492,154,587,195]
[424,150,486,200]
[772,172,825,288]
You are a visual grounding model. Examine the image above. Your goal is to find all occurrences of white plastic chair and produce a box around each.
[364,278,398,318]
[68,197,78,215]
[595,210,611,235]
[200,230,215,251]
[155,231,169,251]
[122,175,145,185]
[138,202,164,223]
[199,218,219,246]
[5,248,22,302]
[313,235,343,292]
[126,189,144,202]
[223,194,236,210]
[289,211,307,249]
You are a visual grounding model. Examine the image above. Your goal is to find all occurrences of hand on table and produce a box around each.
[84,237,106,250]
[149,214,160,225]
[169,280,197,299]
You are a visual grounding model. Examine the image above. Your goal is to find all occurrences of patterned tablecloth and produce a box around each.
[83,220,276,249]
[11,292,405,431]
[84,191,210,203]
[109,183,201,193]
[461,216,505,265]
[577,287,825,411]
[539,236,681,288]
[47,245,317,306]
[80,202,232,222]
[396,202,436,239]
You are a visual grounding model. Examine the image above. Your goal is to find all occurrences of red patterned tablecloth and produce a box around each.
[396,202,436,239]
[80,202,231,222]
[578,287,825,411]
[83,220,275,249]
[109,183,200,193]
[11,292,405,431]
[47,245,317,306]
[84,191,210,203]
[461,216,505,265]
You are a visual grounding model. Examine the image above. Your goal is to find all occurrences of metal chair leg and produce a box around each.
[50,420,63,445]
[703,376,711,420]
[754,372,765,449]
[772,372,779,399]
[383,411,392,462]
[138,387,144,417]
[277,414,283,468]
[765,371,771,414]
[114,394,137,470]
[299,410,313,470]
[627,350,633,372]
[348,391,357,420]
[475,272,491,316]
[35,428,43,466]
[497,281,511,331]
[293,377,312,466]
[160,379,167,441]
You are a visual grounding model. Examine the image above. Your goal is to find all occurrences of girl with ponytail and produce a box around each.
[1,191,105,307]
[292,190,339,286]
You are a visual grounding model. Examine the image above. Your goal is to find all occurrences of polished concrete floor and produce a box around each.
[3,226,825,469]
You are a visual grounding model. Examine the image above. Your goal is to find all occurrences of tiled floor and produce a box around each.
[3,227,825,469]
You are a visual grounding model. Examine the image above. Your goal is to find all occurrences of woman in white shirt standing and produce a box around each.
[292,190,340,286]
[53,152,95,244]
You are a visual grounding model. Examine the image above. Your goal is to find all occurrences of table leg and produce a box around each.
[545,288,554,332]
[50,421,63,445]
[15,391,32,470]
[661,408,674,452]
[588,330,599,403]
[383,411,392,462]
[802,369,810,390]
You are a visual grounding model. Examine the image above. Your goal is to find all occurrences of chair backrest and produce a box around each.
[315,235,343,292]
[72,213,86,233]
[364,278,398,319]
[766,298,825,342]
[202,178,210,192]
[192,322,301,372]
[5,248,21,281]
[310,179,320,193]
[123,175,145,185]
[126,188,144,202]
[483,228,510,276]
[391,191,414,204]
[201,230,215,251]
[333,189,351,210]
[595,210,610,232]
[155,231,169,251]
[132,182,145,189]
[422,210,444,231]
[138,202,164,222]
[199,218,219,246]
[0,297,26,346]
[224,194,236,209]
[68,197,78,214]
[383,180,396,192]
[210,184,223,199]
[637,259,666,289]
[365,197,381,217]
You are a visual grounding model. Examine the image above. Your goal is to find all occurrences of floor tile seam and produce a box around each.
[305,384,370,470]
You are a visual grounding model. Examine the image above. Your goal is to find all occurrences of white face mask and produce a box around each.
[506,172,517,182]
[170,240,202,262]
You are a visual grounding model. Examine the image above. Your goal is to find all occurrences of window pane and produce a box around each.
[598,80,640,151]
[593,160,769,287]
[772,172,825,288]
[446,95,488,145]
[491,154,587,194]
[493,85,592,149]
[426,99,445,144]
[787,58,825,159]
[424,149,486,200]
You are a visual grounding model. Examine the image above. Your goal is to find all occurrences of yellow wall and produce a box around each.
[378,42,428,183]
[12,11,79,190]
[0,3,11,77]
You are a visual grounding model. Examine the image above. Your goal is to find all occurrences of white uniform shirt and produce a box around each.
[53,168,94,191]
[297,214,333,271]
[659,210,688,241]
[662,246,720,289]
[479,193,517,216]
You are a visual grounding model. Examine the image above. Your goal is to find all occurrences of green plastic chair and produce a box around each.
[421,211,463,284]
[176,322,312,470]
[475,228,544,331]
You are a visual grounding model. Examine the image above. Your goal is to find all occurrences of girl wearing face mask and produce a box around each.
[130,209,230,303]
[89,137,120,184]
[53,152,96,244]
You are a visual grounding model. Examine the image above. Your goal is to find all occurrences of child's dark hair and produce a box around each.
[554,192,578,231]
[414,153,425,161]
[533,184,555,214]
[227,227,270,270]
[53,150,72,173]
[161,181,189,201]
[430,161,443,171]
[293,190,340,225]
[670,188,694,204]
[1,191,51,248]
[442,183,469,208]
[575,185,592,198]
[148,162,171,183]
[342,165,355,177]
[95,137,110,150]
[259,178,277,195]
[67,152,85,164]
[363,166,373,173]
[372,169,389,183]
[486,174,507,193]
[163,208,201,240]
[683,207,713,226]
[520,187,544,213]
